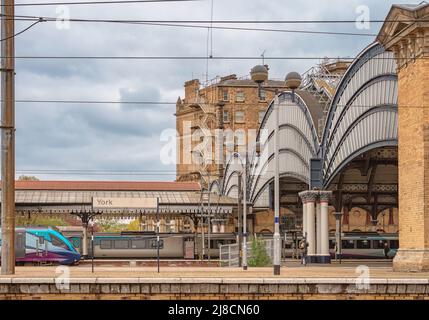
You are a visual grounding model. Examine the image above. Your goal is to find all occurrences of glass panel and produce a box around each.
[236,91,245,102]
[235,111,244,123]
[114,240,129,249]
[223,111,229,122]
[100,240,112,249]
[51,235,70,250]
[356,240,371,249]
[131,240,147,249]
[373,240,385,249]
[259,111,265,124]
[150,240,164,249]
[389,240,399,249]
[342,240,355,249]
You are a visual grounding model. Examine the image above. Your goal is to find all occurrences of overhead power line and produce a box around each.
[1,55,423,60]
[2,12,428,23]
[2,0,198,6]
[13,99,177,105]
[16,169,177,176]
[3,14,428,39]
[5,14,429,28]
[9,101,428,108]
[0,18,45,42]
[1,14,379,37]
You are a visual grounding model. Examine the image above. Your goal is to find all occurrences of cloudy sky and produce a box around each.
[1,0,418,181]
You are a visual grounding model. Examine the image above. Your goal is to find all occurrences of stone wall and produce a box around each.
[1,278,428,300]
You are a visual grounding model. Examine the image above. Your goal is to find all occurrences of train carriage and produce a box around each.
[0,227,81,265]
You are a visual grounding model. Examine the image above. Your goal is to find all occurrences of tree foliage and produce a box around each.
[248,236,272,267]
[18,175,39,181]
[15,216,67,227]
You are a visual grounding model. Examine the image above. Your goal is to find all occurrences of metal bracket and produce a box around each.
[0,125,15,131]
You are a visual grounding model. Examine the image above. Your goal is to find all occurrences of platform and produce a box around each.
[1,260,429,299]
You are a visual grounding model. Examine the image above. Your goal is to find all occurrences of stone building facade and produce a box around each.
[175,72,289,185]
[377,3,429,271]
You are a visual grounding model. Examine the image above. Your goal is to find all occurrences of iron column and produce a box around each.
[273,95,281,275]
[0,0,15,275]
[334,211,343,264]
[207,175,211,262]
[156,197,160,273]
[242,163,248,270]
[237,172,242,267]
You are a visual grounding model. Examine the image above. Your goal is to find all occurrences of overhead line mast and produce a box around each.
[0,0,15,275]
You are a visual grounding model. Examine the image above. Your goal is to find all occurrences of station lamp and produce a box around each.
[285,71,302,102]
[250,65,269,100]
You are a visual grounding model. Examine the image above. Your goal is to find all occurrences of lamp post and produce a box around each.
[232,142,261,271]
[333,212,343,264]
[89,220,95,273]
[250,65,302,276]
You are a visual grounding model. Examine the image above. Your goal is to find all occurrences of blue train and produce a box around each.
[0,227,81,265]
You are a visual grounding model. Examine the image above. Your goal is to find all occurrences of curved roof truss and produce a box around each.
[249,91,319,204]
[321,42,398,187]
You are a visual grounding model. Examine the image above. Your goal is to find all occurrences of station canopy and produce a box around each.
[0,181,236,218]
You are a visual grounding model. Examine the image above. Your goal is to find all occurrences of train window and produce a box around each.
[114,240,129,249]
[356,240,371,249]
[373,240,385,249]
[150,240,164,249]
[51,235,69,250]
[209,240,216,249]
[100,240,112,249]
[70,237,81,249]
[329,240,335,249]
[131,240,147,249]
[342,240,355,249]
[389,240,399,249]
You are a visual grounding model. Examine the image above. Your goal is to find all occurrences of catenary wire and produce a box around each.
[1,0,199,7]
[2,14,428,39]
[4,100,429,108]
[0,18,45,42]
[1,14,380,37]
[0,55,422,60]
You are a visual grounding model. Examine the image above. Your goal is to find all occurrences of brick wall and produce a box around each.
[397,58,429,249]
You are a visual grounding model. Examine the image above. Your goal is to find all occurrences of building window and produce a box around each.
[235,111,245,123]
[222,89,229,101]
[236,91,245,102]
[234,130,246,147]
[223,110,230,123]
[259,89,266,101]
[258,110,265,124]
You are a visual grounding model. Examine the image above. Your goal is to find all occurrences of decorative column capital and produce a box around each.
[299,190,318,203]
[319,190,332,203]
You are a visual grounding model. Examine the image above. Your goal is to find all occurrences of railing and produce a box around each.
[219,243,240,267]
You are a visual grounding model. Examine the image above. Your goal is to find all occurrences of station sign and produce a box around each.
[92,197,158,209]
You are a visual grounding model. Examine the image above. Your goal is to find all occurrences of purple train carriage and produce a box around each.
[0,227,81,265]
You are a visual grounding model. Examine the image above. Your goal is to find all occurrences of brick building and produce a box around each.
[175,72,289,185]
[175,61,350,186]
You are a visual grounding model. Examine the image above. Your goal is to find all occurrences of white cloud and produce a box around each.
[2,0,415,180]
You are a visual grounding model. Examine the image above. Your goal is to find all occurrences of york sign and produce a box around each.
[92,197,158,209]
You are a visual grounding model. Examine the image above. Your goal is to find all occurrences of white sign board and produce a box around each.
[92,197,158,209]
